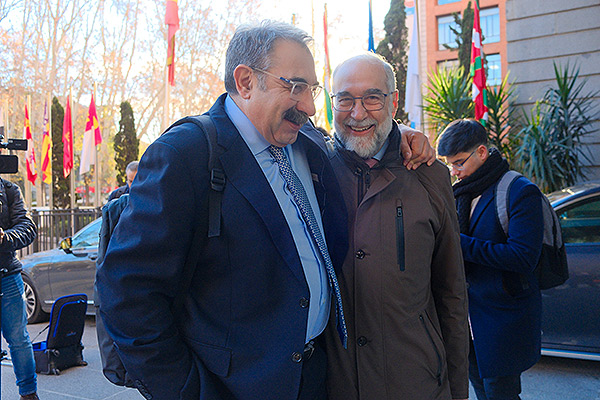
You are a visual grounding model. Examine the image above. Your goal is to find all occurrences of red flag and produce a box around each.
[165,0,180,86]
[80,94,102,175]
[24,104,37,184]
[471,0,488,124]
[63,95,73,178]
[41,100,52,184]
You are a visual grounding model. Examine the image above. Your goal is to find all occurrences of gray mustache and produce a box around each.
[283,107,309,126]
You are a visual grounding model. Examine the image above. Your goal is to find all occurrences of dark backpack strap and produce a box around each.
[167,114,223,311]
[166,115,223,238]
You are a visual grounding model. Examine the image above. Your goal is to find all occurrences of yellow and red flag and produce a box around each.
[165,0,180,86]
[63,95,73,178]
[24,104,37,184]
[41,100,52,185]
[80,94,102,175]
[471,0,488,124]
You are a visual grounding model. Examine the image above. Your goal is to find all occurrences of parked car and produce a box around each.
[543,181,600,361]
[21,217,101,323]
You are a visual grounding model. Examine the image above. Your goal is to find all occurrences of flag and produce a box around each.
[404,6,422,131]
[24,104,37,185]
[80,94,102,175]
[41,100,52,184]
[323,5,333,131]
[165,0,180,86]
[471,0,488,124]
[368,0,375,52]
[63,95,73,178]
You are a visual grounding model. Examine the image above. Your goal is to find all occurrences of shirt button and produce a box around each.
[299,298,309,308]
[291,352,303,363]
[355,250,365,259]
[357,336,368,347]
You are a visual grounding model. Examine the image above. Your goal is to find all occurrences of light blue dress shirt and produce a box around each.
[224,95,331,342]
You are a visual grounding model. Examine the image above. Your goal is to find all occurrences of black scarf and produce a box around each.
[453,148,509,234]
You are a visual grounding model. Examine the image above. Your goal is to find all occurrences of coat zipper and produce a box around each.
[419,314,442,386]
[395,205,405,271]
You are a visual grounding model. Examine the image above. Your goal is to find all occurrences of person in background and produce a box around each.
[438,119,544,400]
[0,177,39,400]
[324,52,469,400]
[107,161,138,201]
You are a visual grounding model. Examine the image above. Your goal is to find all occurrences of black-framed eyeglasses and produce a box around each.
[447,149,477,171]
[251,67,323,101]
[330,91,394,112]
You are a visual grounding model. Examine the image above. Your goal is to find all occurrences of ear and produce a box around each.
[391,90,399,115]
[477,144,489,159]
[233,65,254,99]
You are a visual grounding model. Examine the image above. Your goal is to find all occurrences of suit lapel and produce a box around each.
[210,98,306,285]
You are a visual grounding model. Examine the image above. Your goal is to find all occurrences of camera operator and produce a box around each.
[0,177,39,400]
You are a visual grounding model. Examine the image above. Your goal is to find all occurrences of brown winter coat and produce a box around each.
[325,125,469,400]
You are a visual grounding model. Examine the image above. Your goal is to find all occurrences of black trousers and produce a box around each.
[297,336,327,400]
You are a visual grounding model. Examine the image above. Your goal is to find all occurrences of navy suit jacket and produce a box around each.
[460,174,544,378]
[96,94,348,399]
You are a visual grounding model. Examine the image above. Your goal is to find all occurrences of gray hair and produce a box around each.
[332,53,397,93]
[126,161,139,173]
[224,20,314,94]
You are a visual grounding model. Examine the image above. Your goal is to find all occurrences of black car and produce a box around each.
[542,181,600,361]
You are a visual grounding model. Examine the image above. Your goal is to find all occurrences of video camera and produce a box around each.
[0,127,28,174]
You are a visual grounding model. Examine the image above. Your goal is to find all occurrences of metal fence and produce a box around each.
[18,208,102,258]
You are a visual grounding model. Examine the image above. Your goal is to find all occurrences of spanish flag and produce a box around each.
[24,104,37,185]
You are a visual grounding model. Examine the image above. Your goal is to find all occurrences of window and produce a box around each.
[437,59,459,71]
[480,7,500,43]
[558,196,600,244]
[438,0,460,4]
[71,218,102,248]
[486,54,501,86]
[438,15,458,50]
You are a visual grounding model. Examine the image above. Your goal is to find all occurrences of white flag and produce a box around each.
[404,8,422,131]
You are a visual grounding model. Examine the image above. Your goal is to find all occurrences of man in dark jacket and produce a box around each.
[107,161,138,201]
[324,53,469,400]
[0,178,39,400]
[438,119,544,400]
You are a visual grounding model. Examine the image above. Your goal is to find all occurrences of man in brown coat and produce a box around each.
[324,53,470,400]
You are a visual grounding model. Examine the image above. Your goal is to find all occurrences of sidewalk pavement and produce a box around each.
[1,316,143,400]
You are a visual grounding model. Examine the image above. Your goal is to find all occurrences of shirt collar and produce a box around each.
[224,94,271,156]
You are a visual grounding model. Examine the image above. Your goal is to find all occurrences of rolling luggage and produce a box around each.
[32,293,88,375]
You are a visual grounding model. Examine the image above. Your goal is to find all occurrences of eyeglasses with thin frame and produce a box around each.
[330,91,395,112]
[251,67,323,101]
[447,149,477,171]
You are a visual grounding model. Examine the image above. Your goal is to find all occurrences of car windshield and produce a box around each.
[70,218,102,249]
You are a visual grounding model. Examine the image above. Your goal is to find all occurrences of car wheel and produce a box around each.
[21,274,49,324]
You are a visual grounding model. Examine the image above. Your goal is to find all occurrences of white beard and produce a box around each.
[335,111,394,159]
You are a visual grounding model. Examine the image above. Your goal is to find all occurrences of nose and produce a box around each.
[450,167,460,177]
[350,100,368,120]
[296,92,316,117]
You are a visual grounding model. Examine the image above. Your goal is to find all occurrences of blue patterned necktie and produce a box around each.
[269,145,347,348]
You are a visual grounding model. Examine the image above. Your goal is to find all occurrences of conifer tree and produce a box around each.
[51,97,70,209]
[376,0,408,120]
[114,101,139,187]
[444,1,474,74]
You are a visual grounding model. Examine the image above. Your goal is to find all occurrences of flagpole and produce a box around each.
[48,92,53,210]
[25,95,32,209]
[93,82,100,208]
[69,88,75,233]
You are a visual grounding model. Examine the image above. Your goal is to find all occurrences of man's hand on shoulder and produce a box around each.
[398,123,436,170]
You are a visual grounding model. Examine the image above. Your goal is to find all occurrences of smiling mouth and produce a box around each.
[347,124,374,133]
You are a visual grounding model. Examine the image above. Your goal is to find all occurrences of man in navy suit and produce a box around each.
[438,119,544,400]
[97,21,433,400]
